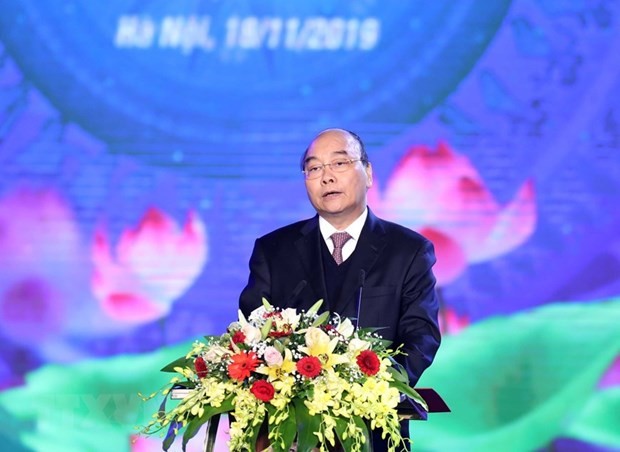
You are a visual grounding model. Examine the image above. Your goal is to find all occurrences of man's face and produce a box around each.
[303,130,373,229]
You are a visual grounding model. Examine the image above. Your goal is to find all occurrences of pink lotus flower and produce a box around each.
[438,306,470,336]
[376,142,537,285]
[598,354,620,389]
[130,433,211,452]
[0,188,87,346]
[92,208,208,323]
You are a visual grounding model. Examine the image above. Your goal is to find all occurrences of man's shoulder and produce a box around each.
[258,217,316,243]
[373,215,431,246]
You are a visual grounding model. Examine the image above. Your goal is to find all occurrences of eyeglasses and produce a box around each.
[302,158,363,180]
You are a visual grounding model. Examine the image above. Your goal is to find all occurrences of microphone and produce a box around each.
[355,270,366,329]
[288,280,307,305]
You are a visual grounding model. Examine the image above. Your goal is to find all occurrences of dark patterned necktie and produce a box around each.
[331,232,352,265]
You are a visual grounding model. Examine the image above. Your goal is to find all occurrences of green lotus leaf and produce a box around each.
[560,387,620,449]
[0,341,193,452]
[413,298,620,451]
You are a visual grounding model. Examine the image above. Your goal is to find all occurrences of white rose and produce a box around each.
[281,308,301,329]
[305,327,330,348]
[336,318,355,338]
[242,324,262,344]
[204,345,228,362]
[348,338,370,355]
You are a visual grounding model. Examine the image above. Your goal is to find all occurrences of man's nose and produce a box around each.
[321,169,335,184]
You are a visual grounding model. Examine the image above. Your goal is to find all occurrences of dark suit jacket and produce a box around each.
[239,209,441,385]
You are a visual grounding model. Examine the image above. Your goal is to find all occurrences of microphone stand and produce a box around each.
[355,270,365,330]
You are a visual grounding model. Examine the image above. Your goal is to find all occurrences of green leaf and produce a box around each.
[182,397,235,451]
[387,364,410,384]
[161,356,194,373]
[204,413,221,452]
[311,311,330,327]
[334,417,354,451]
[389,379,429,411]
[247,416,265,451]
[306,299,324,317]
[261,317,273,339]
[280,407,298,452]
[266,404,297,452]
[407,388,429,410]
[182,416,206,451]
[293,399,320,452]
[374,338,393,349]
[352,416,372,452]
[273,340,285,354]
[162,422,179,451]
[262,297,273,309]
[238,309,248,323]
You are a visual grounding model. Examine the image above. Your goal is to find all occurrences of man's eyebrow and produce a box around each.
[304,155,319,165]
[304,150,349,165]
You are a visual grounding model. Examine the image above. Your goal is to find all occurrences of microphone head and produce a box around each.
[288,280,308,303]
[359,269,366,286]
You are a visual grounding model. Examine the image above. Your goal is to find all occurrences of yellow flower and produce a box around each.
[202,378,233,407]
[299,327,347,369]
[270,392,291,410]
[305,386,332,415]
[272,374,296,397]
[256,349,296,381]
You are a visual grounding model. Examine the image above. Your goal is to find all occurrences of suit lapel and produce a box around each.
[294,216,329,309]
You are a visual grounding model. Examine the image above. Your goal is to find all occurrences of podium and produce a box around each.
[170,387,449,451]
[397,387,451,420]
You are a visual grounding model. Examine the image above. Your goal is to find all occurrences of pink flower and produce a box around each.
[439,306,470,336]
[263,346,284,366]
[91,207,207,322]
[598,355,620,389]
[0,188,87,346]
[130,434,208,452]
[376,142,537,285]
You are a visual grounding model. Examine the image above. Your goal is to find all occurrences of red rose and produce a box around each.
[357,350,380,376]
[296,356,322,378]
[194,356,208,379]
[250,380,275,402]
[232,330,246,344]
[228,351,260,381]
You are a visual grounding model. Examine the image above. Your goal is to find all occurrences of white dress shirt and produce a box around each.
[319,208,368,263]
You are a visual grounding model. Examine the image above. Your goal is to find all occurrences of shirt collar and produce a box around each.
[319,208,368,243]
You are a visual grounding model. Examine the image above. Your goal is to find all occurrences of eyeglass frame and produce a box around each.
[301,157,367,180]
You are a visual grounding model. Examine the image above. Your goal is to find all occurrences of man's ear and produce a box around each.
[365,162,373,188]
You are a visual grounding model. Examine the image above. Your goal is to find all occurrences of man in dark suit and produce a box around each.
[239,128,441,451]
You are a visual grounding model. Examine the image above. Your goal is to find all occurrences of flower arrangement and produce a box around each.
[141,299,427,451]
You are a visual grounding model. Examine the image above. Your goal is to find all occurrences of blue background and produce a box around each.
[0,1,619,451]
